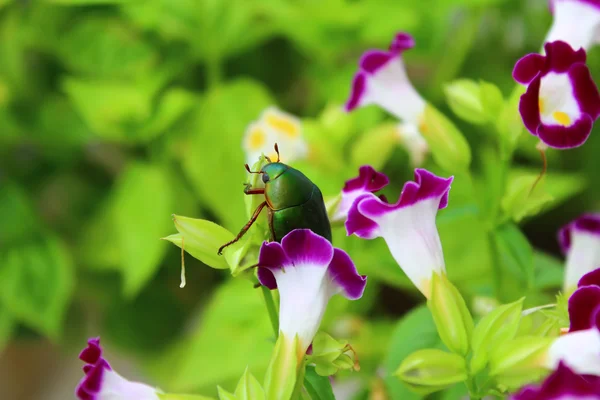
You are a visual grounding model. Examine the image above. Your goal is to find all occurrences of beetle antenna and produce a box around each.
[274,143,280,162]
[245,163,262,174]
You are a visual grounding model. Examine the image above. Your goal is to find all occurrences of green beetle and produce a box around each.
[218,144,332,255]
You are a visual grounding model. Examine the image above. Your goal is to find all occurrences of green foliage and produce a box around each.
[302,367,336,400]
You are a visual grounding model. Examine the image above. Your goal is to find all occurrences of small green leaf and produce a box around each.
[112,163,173,297]
[444,79,486,125]
[395,349,468,395]
[479,80,504,122]
[496,85,526,155]
[0,236,74,339]
[234,367,265,400]
[303,366,336,400]
[501,175,553,222]
[263,333,298,400]
[494,223,535,293]
[217,387,237,400]
[350,122,399,170]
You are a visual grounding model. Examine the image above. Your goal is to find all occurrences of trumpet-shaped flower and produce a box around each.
[511,361,600,400]
[76,337,161,400]
[345,32,429,166]
[257,229,367,354]
[558,213,600,292]
[546,0,600,51]
[243,106,308,165]
[513,40,600,149]
[331,165,389,223]
[395,122,430,167]
[345,168,453,298]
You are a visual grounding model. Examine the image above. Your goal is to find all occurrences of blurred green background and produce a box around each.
[0,0,598,398]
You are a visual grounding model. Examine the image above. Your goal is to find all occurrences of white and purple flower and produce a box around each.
[511,361,600,400]
[331,165,389,223]
[345,32,430,166]
[513,40,600,149]
[544,268,600,376]
[76,337,161,400]
[558,213,600,292]
[546,0,600,51]
[257,229,367,354]
[345,168,453,298]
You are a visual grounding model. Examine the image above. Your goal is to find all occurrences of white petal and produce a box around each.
[565,230,600,291]
[364,58,426,123]
[547,328,600,375]
[375,198,446,297]
[539,72,581,127]
[100,370,160,400]
[274,264,335,352]
[546,0,600,51]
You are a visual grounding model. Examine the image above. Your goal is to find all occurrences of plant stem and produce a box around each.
[261,285,279,339]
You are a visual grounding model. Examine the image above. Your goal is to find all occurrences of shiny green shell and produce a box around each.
[261,162,332,243]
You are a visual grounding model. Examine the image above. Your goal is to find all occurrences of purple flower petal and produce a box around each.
[343,165,389,194]
[559,214,600,254]
[281,229,334,268]
[578,268,600,288]
[345,193,382,239]
[570,63,600,119]
[544,40,587,73]
[344,72,367,112]
[360,50,395,74]
[537,114,593,149]
[513,53,545,84]
[569,286,600,332]
[257,267,277,289]
[258,241,290,271]
[550,0,600,13]
[79,337,103,365]
[511,361,600,400]
[518,76,542,135]
[328,248,367,300]
[389,32,416,53]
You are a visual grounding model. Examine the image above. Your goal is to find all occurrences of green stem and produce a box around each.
[261,285,279,339]
[290,359,307,400]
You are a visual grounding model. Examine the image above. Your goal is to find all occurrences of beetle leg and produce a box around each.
[243,183,266,195]
[217,201,268,255]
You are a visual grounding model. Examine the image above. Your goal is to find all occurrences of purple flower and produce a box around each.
[558,213,600,291]
[345,168,452,298]
[513,40,600,149]
[547,0,600,51]
[257,229,367,354]
[511,361,600,400]
[76,337,160,400]
[345,32,430,166]
[331,165,389,223]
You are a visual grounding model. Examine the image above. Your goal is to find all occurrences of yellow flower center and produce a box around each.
[247,127,266,150]
[553,111,571,126]
[538,98,545,113]
[266,114,299,138]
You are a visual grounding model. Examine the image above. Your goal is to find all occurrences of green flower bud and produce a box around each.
[216,388,237,400]
[444,79,486,125]
[395,349,468,395]
[232,367,265,400]
[470,297,524,374]
[420,104,471,172]
[308,331,358,377]
[427,273,474,356]
[263,333,299,400]
[489,336,554,390]
[350,122,399,171]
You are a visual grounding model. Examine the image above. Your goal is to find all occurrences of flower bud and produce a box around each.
[308,332,358,376]
[470,297,524,374]
[263,333,299,400]
[427,273,474,356]
[394,349,467,395]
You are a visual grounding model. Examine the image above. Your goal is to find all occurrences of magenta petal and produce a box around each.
[360,50,395,74]
[328,248,367,300]
[558,222,573,255]
[343,165,389,193]
[513,53,545,84]
[544,40,587,73]
[395,169,453,210]
[511,361,600,400]
[569,63,600,120]
[345,193,380,238]
[281,229,333,267]
[81,362,105,394]
[569,286,600,332]
[576,214,600,234]
[537,114,593,149]
[257,267,277,290]
[389,32,415,53]
[518,76,542,135]
[258,241,289,271]
[345,72,367,112]
[79,338,102,364]
[579,268,600,288]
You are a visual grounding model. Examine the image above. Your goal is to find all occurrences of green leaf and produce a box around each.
[217,387,237,400]
[303,366,336,400]
[138,88,198,141]
[159,394,216,400]
[383,305,441,400]
[112,163,172,297]
[533,251,564,290]
[0,236,74,339]
[496,85,526,156]
[501,175,553,222]
[234,367,265,400]
[479,80,504,122]
[263,334,298,400]
[157,279,273,392]
[493,223,535,299]
[444,79,486,125]
[181,79,275,231]
[0,183,40,244]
